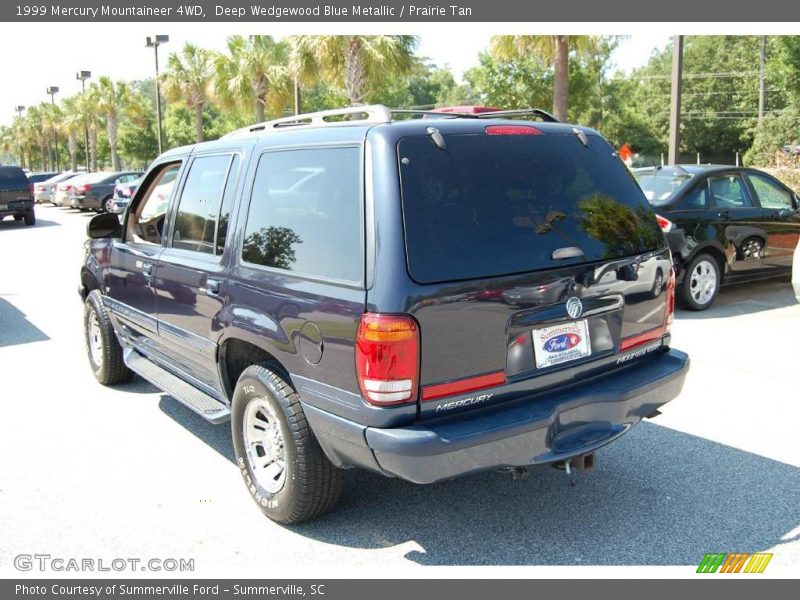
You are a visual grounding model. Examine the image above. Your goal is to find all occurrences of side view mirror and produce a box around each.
[87,212,122,239]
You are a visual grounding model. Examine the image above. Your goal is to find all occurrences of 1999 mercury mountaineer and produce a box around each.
[79,105,690,523]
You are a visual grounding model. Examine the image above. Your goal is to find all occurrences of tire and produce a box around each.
[231,365,342,524]
[14,215,23,221]
[83,290,133,385]
[23,213,35,226]
[103,196,115,213]
[678,253,720,310]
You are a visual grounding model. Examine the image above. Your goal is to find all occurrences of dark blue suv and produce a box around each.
[79,106,690,523]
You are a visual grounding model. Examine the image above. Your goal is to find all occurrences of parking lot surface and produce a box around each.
[1,206,798,572]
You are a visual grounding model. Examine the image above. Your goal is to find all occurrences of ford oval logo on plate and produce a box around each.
[543,333,582,353]
[566,297,583,319]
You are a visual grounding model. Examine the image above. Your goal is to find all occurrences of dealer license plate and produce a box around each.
[532,320,591,369]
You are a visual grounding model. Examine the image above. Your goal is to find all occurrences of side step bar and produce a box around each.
[125,350,230,424]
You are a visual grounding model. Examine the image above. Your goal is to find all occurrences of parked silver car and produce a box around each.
[34,172,81,204]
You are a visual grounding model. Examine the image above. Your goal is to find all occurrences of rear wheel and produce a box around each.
[678,253,720,310]
[103,196,115,213]
[231,365,342,524]
[83,290,133,385]
[23,213,35,226]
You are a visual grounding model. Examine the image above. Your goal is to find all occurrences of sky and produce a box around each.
[0,23,671,127]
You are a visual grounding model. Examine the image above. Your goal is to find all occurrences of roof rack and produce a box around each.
[222,105,561,139]
[222,105,393,139]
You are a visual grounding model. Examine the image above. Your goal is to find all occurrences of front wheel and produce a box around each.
[231,365,342,524]
[23,213,35,226]
[678,253,720,310]
[83,290,133,384]
[103,196,115,213]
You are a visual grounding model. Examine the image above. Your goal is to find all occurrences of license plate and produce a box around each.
[532,320,591,368]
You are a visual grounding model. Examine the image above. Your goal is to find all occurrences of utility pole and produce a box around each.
[758,35,767,122]
[668,35,684,165]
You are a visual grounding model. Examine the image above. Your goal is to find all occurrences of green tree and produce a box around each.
[490,35,604,121]
[163,43,215,143]
[293,35,417,106]
[95,76,135,171]
[214,35,292,122]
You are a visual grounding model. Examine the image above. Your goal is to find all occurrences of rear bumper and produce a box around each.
[0,200,34,217]
[307,349,689,484]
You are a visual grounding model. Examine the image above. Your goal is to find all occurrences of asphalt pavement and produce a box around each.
[1,205,798,574]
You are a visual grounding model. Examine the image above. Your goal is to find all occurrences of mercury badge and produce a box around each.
[566,297,583,319]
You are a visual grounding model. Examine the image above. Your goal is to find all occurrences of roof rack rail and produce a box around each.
[222,104,393,138]
[390,108,560,122]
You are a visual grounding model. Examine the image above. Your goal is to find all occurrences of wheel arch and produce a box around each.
[217,332,293,403]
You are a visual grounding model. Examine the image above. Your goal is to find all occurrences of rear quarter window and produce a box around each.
[241,146,363,284]
[398,132,664,284]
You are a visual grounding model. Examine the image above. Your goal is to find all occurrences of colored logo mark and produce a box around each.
[697,552,773,573]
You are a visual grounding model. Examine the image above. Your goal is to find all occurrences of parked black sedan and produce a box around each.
[633,165,800,310]
[70,171,142,213]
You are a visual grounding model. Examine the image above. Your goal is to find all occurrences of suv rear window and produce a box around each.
[398,133,664,284]
[0,166,29,189]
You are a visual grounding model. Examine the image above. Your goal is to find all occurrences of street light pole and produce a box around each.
[76,71,91,171]
[146,35,169,155]
[47,86,60,171]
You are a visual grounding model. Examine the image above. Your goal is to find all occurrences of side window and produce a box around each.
[242,147,362,283]
[747,173,793,209]
[709,174,751,208]
[674,185,708,210]
[216,155,241,255]
[171,155,232,255]
[128,162,182,245]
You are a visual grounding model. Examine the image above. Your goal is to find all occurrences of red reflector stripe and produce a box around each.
[422,371,505,402]
[485,125,542,136]
[619,325,667,351]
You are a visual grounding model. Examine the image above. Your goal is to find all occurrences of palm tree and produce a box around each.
[490,35,603,122]
[23,106,48,170]
[79,86,103,171]
[285,35,321,114]
[294,36,417,107]
[61,95,85,171]
[95,76,133,171]
[162,43,215,143]
[214,35,292,122]
[41,102,62,170]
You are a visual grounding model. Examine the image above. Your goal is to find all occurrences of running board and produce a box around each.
[125,350,230,424]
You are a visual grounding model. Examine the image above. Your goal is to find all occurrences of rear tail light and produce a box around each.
[35,185,45,192]
[656,214,674,233]
[76,184,90,193]
[355,313,419,406]
[28,183,33,194]
[122,187,132,196]
[485,125,542,136]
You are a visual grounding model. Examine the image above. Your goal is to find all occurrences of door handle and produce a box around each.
[142,262,153,277]
[205,279,220,297]
[717,211,730,220]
